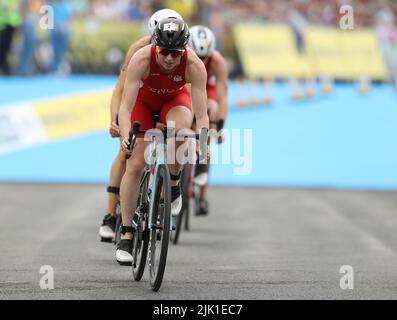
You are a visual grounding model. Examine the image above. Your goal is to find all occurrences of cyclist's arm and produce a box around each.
[186,49,209,133]
[184,83,193,115]
[110,36,151,124]
[119,46,150,141]
[213,51,229,129]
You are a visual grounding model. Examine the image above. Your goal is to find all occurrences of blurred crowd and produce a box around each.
[1,0,73,75]
[60,0,397,27]
[200,0,397,27]
[0,0,396,76]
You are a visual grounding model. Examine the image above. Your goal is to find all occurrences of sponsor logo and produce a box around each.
[0,105,47,155]
[148,87,176,94]
[173,75,183,82]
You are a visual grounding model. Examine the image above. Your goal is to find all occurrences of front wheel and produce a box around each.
[149,164,171,292]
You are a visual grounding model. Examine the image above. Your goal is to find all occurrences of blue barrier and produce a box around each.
[0,76,396,190]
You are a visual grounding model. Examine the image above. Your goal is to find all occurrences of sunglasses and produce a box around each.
[156,47,185,58]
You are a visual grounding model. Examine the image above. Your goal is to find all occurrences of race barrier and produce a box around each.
[1,76,397,189]
[0,89,111,155]
[233,23,388,81]
[305,27,387,81]
[233,23,312,79]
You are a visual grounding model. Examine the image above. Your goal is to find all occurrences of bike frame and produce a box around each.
[145,131,170,231]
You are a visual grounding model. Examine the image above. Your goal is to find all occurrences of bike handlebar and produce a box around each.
[125,121,209,160]
[125,122,142,160]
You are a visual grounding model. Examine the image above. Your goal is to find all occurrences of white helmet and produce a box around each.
[147,9,183,35]
[188,25,216,58]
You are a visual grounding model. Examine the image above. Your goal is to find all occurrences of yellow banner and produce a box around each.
[233,24,312,79]
[33,91,111,139]
[339,29,387,79]
[234,23,387,80]
[305,27,387,80]
[304,27,346,78]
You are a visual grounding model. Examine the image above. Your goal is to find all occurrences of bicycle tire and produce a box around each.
[113,204,122,245]
[132,215,149,281]
[184,164,193,231]
[172,164,190,244]
[132,173,150,281]
[171,205,184,245]
[149,164,171,292]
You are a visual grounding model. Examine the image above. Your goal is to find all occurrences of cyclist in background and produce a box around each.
[188,25,229,216]
[116,18,209,265]
[99,9,183,242]
[0,0,22,75]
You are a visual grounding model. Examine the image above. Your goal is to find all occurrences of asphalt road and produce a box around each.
[1,184,397,300]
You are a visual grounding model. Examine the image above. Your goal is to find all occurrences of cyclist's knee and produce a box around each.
[174,120,193,134]
[117,147,125,156]
[166,106,193,133]
[125,160,145,178]
[116,148,127,162]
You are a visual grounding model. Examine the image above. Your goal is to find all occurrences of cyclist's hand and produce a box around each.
[109,121,120,138]
[121,136,133,156]
[155,122,166,131]
[216,130,225,144]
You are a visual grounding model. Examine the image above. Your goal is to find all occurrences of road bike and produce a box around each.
[128,119,207,291]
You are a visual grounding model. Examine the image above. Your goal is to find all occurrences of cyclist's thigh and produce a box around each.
[129,99,154,170]
[161,90,193,132]
[131,99,158,136]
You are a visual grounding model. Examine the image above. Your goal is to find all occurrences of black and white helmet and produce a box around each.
[147,9,183,35]
[188,25,216,57]
[153,18,190,50]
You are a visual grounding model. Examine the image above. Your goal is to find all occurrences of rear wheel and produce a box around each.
[171,206,184,245]
[113,203,121,245]
[132,213,149,281]
[149,164,171,292]
[184,164,192,231]
[172,164,190,244]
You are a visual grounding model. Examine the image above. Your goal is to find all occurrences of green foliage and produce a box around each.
[69,20,144,72]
